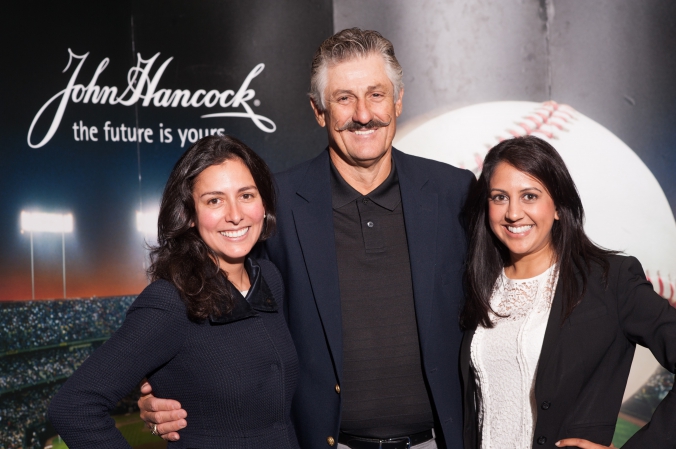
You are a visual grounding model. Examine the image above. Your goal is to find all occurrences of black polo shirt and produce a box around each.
[330,159,434,438]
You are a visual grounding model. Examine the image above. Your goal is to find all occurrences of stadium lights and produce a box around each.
[20,210,74,299]
[21,211,73,233]
[137,209,159,276]
[136,210,159,236]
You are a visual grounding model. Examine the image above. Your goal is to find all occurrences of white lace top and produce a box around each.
[470,265,559,449]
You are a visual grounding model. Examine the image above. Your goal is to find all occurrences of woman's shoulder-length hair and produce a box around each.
[148,134,277,321]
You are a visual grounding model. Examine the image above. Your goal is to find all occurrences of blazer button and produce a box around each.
[327,436,335,446]
[335,384,341,394]
[537,436,547,445]
[541,401,551,410]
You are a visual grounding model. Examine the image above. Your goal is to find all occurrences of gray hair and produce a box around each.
[309,28,404,112]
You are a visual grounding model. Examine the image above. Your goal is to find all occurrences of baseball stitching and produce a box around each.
[458,101,675,305]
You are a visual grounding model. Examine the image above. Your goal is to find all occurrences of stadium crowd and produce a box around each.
[0,346,96,392]
[621,365,675,423]
[0,383,61,449]
[0,295,136,448]
[0,296,135,352]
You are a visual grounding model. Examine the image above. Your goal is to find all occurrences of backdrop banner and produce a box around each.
[1,0,331,301]
[0,2,331,448]
[2,1,675,448]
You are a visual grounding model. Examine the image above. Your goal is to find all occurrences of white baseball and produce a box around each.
[395,101,676,401]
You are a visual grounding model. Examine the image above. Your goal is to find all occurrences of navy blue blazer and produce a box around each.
[265,148,475,449]
[48,259,300,449]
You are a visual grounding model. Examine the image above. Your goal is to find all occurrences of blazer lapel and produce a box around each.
[460,327,476,388]
[535,282,564,389]
[394,149,439,353]
[292,150,344,378]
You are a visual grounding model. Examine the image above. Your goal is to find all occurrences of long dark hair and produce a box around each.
[460,136,615,329]
[148,134,277,321]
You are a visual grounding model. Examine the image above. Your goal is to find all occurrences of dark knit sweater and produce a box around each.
[48,258,300,449]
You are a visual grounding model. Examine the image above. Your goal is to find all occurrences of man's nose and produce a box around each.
[352,96,374,125]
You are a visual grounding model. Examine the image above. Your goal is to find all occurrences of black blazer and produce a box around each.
[265,148,475,449]
[48,259,300,449]
[460,255,676,448]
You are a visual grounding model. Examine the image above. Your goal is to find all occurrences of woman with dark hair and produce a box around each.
[460,136,676,449]
[48,135,301,449]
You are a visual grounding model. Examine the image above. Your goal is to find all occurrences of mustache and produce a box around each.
[335,116,392,132]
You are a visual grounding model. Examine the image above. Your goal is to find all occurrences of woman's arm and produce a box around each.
[48,280,189,449]
[612,256,676,448]
[556,439,615,448]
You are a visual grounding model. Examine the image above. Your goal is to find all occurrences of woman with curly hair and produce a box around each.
[49,135,300,449]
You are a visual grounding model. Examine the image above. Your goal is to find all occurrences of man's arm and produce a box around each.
[138,382,188,441]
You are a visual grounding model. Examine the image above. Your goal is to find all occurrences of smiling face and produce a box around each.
[488,162,559,272]
[311,53,403,168]
[192,158,265,273]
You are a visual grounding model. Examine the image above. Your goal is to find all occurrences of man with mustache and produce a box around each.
[139,28,474,449]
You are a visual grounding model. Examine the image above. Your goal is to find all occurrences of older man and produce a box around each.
[140,28,474,449]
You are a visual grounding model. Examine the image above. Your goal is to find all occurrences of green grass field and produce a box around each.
[48,412,166,449]
[612,416,643,448]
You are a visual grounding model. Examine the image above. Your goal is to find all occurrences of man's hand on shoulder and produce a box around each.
[138,381,188,441]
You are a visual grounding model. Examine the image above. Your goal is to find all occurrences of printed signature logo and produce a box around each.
[28,49,275,148]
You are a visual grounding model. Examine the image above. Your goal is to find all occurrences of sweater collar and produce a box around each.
[209,258,278,324]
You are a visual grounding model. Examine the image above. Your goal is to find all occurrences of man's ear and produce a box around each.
[310,99,326,127]
[394,87,404,118]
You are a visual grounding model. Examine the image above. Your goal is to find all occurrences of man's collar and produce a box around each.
[330,157,401,211]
